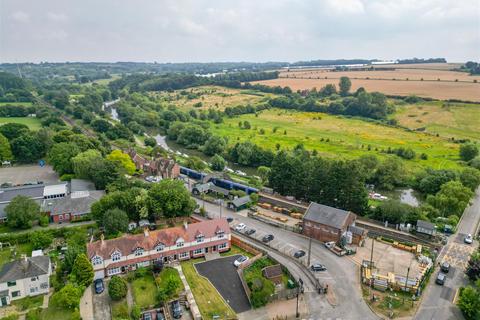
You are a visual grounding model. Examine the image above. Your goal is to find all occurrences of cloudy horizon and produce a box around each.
[1,0,479,63]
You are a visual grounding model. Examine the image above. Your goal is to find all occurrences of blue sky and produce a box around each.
[1,0,479,63]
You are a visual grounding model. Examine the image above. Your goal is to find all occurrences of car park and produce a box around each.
[171,300,182,319]
[262,234,274,243]
[94,279,104,294]
[233,255,249,267]
[310,263,327,272]
[235,223,246,231]
[464,234,473,244]
[435,273,446,285]
[245,228,256,235]
[440,262,450,273]
[294,250,306,258]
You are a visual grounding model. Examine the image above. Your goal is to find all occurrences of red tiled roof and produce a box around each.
[87,218,230,259]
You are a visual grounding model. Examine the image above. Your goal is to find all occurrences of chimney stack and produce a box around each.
[144,227,149,237]
[100,233,105,244]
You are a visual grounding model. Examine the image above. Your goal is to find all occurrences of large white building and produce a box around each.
[0,255,51,307]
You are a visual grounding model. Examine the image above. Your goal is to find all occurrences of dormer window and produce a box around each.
[155,243,165,252]
[196,235,204,243]
[111,251,121,262]
[216,229,225,238]
[176,238,184,248]
[134,248,144,256]
[92,256,103,266]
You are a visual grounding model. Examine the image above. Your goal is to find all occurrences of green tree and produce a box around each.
[29,231,53,250]
[203,135,226,156]
[243,121,251,129]
[48,142,81,175]
[185,156,206,171]
[0,123,29,141]
[10,133,46,163]
[0,133,12,161]
[339,76,352,96]
[460,168,480,191]
[101,208,129,235]
[374,157,405,190]
[89,159,119,190]
[157,273,182,302]
[106,149,136,175]
[371,200,418,224]
[257,166,271,183]
[51,283,83,309]
[210,154,226,171]
[427,181,473,217]
[148,179,195,219]
[72,149,103,179]
[5,195,40,229]
[71,253,94,287]
[457,285,480,320]
[108,276,128,301]
[144,137,157,147]
[460,143,479,162]
[466,251,480,281]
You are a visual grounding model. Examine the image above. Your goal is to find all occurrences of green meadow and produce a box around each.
[210,108,462,171]
[0,117,42,130]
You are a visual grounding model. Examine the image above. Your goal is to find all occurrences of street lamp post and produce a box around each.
[296,278,303,318]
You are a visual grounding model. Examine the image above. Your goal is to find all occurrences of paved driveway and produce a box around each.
[195,255,251,313]
[92,282,111,320]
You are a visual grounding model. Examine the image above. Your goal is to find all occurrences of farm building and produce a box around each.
[416,220,436,237]
[228,196,251,211]
[302,202,362,244]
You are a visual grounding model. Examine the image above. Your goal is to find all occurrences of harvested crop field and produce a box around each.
[252,78,480,102]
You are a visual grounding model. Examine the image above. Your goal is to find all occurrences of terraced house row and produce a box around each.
[87,218,231,279]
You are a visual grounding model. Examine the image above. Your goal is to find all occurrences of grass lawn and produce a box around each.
[155,267,184,297]
[220,245,255,258]
[0,117,42,130]
[210,108,462,171]
[11,295,43,311]
[0,243,34,267]
[0,102,33,107]
[364,285,418,318]
[111,298,129,320]
[393,101,480,142]
[40,301,74,320]
[181,258,236,319]
[131,272,159,309]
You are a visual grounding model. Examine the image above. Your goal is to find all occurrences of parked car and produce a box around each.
[310,263,327,272]
[245,228,256,235]
[234,255,249,267]
[435,273,446,285]
[235,223,247,231]
[94,279,104,294]
[324,241,336,249]
[440,262,450,273]
[294,250,306,258]
[226,217,234,223]
[171,300,182,319]
[262,234,274,243]
[464,234,473,244]
[142,312,152,320]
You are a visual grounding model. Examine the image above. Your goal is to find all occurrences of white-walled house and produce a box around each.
[87,218,231,280]
[0,255,51,307]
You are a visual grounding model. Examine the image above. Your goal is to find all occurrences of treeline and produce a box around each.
[460,61,480,75]
[0,104,36,117]
[397,58,446,64]
[289,59,375,67]
[0,72,34,103]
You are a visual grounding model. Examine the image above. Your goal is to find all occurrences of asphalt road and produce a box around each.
[195,254,251,313]
[414,187,480,320]
[195,198,378,319]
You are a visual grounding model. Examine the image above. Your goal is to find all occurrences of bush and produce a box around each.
[29,231,53,250]
[131,305,141,320]
[38,214,49,227]
[25,308,42,320]
[51,283,84,309]
[108,276,128,301]
[0,314,19,320]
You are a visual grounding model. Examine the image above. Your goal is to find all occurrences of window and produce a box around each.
[196,236,204,243]
[65,213,70,219]
[217,232,225,239]
[107,267,121,276]
[30,287,38,294]
[193,248,203,255]
[112,252,121,262]
[92,256,103,266]
[218,243,228,249]
[176,241,184,248]
[40,282,48,289]
[58,215,63,221]
[155,244,164,252]
[12,291,20,298]
[31,277,38,281]
[7,281,16,287]
[135,248,144,256]
[179,252,189,259]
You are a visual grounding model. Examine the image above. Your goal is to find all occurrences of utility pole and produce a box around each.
[307,236,312,267]
[296,277,303,318]
[369,237,375,272]
[403,259,413,304]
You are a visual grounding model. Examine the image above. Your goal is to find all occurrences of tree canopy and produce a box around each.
[5,195,40,229]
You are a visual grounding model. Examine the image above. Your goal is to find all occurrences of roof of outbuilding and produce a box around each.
[348,225,366,236]
[71,179,96,192]
[303,202,355,230]
[0,256,50,283]
[262,264,283,279]
[231,195,251,208]
[416,220,435,230]
[0,184,45,203]
[42,190,105,216]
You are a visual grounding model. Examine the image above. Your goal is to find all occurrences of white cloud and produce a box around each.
[11,11,30,23]
[47,12,68,22]
[325,0,365,14]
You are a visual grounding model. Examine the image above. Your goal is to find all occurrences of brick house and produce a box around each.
[128,149,180,179]
[302,202,360,244]
[87,218,231,280]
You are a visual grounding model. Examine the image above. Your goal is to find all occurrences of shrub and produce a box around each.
[25,308,42,320]
[108,276,128,301]
[39,214,49,227]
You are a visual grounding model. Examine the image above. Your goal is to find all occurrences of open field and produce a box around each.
[253,77,480,101]
[210,108,462,171]
[393,101,480,141]
[154,85,273,111]
[0,102,33,107]
[0,117,42,130]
